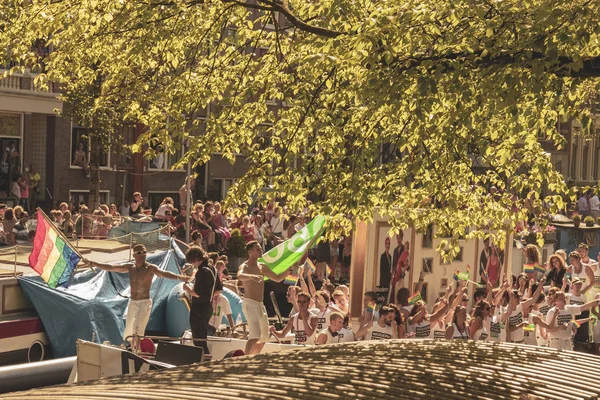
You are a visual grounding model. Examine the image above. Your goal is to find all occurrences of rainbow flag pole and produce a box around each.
[29,208,86,289]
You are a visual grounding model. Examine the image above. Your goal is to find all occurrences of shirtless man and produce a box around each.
[87,244,189,351]
[237,240,293,355]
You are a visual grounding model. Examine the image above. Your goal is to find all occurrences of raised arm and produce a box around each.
[306,267,317,297]
[355,321,373,340]
[444,283,463,325]
[302,315,318,338]
[151,265,189,282]
[485,280,494,304]
[297,265,310,294]
[579,298,600,312]
[408,307,426,326]
[262,264,293,283]
[493,280,509,307]
[87,259,130,273]
[522,277,546,309]
[429,298,449,324]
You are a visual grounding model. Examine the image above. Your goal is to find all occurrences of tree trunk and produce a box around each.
[89,134,102,210]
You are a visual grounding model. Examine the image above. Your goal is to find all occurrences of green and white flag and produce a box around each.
[260,215,326,279]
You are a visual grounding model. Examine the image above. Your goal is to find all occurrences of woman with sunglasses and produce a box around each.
[469,300,491,341]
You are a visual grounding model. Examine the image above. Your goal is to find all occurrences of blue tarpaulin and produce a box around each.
[18,239,186,358]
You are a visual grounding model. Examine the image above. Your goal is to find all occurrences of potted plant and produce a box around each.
[543,225,557,242]
[226,228,247,274]
[584,216,595,227]
[572,213,581,228]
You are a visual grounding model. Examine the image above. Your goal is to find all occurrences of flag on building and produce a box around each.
[260,216,326,280]
[28,210,81,289]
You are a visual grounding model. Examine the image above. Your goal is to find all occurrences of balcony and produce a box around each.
[0,70,62,114]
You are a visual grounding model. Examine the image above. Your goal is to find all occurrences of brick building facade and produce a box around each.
[0,72,250,212]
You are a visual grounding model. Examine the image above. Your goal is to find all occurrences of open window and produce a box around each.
[70,126,110,169]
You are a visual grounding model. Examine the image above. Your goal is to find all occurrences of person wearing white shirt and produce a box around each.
[119,201,130,217]
[294,214,306,233]
[208,291,234,335]
[269,208,284,238]
[590,193,600,219]
[315,312,345,345]
[356,305,398,341]
[270,292,318,345]
[545,291,599,351]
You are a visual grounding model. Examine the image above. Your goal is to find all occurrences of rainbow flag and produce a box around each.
[284,274,299,285]
[326,265,332,276]
[408,292,422,305]
[29,210,81,288]
[367,302,376,312]
[572,320,582,329]
[523,264,534,274]
[304,259,316,274]
[534,264,545,274]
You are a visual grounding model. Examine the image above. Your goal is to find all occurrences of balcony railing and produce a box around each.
[0,70,54,93]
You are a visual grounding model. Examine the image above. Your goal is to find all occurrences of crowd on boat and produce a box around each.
[86,232,600,358]
[11,188,600,355]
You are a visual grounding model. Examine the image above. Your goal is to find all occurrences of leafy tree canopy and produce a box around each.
[1,0,600,249]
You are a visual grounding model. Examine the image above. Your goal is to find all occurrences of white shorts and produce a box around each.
[123,298,153,341]
[549,337,573,351]
[242,298,269,342]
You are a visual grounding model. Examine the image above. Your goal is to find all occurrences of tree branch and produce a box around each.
[393,49,600,78]
[220,0,345,38]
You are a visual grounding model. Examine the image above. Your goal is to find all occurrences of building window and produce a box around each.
[148,138,184,171]
[70,190,109,208]
[212,179,236,201]
[116,126,135,167]
[0,113,22,196]
[70,126,110,169]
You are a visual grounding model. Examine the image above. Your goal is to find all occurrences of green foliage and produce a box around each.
[573,214,582,222]
[227,229,247,258]
[1,0,600,249]
[584,216,595,225]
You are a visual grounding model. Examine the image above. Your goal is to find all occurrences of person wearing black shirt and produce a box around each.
[129,192,143,218]
[183,246,222,355]
[546,254,567,289]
